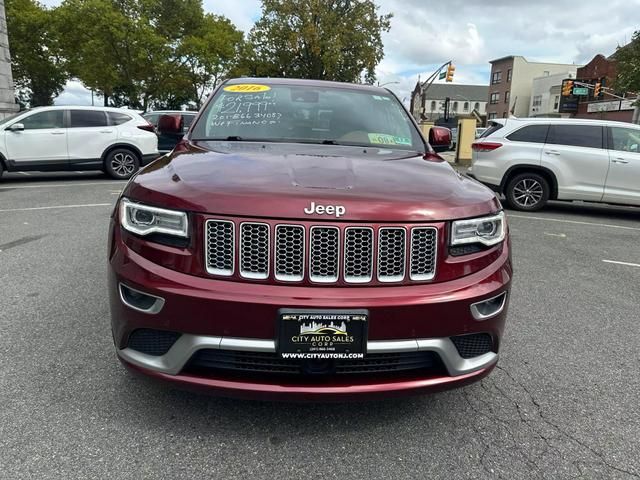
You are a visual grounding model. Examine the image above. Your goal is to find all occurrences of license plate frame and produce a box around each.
[276,309,368,358]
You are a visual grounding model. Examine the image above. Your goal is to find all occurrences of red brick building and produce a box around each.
[574,54,637,122]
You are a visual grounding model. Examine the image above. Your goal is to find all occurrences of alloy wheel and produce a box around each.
[512,178,544,208]
[111,152,136,177]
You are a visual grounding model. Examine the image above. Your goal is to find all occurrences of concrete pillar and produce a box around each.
[0,0,18,119]
[418,121,434,139]
[455,117,477,166]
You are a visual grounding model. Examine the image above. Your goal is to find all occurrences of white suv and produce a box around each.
[470,117,640,211]
[0,106,159,180]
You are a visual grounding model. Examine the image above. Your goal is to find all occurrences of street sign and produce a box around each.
[438,72,446,80]
[572,87,589,96]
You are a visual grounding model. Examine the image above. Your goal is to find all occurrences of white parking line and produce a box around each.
[0,181,126,190]
[508,214,640,232]
[602,260,640,268]
[0,203,112,213]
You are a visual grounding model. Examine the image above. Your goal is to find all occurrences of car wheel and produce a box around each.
[105,148,140,180]
[0,161,4,179]
[505,172,550,211]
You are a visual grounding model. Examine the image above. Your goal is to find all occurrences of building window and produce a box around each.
[532,95,543,108]
[505,91,510,104]
[490,93,500,104]
[492,71,502,84]
[452,101,458,112]
[463,102,469,112]
[474,102,480,111]
[430,101,436,111]
[507,69,512,82]
[553,95,560,111]
[488,112,497,120]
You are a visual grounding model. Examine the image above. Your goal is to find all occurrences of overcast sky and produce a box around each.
[45,0,639,105]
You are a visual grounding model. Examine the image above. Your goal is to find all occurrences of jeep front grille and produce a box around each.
[204,220,438,285]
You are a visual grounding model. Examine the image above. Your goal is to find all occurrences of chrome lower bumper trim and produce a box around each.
[118,335,497,377]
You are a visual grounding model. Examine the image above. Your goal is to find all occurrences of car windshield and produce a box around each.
[191,83,424,151]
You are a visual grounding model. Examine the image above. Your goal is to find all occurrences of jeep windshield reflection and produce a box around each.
[191,82,424,152]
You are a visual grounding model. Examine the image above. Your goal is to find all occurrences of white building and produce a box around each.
[410,84,488,122]
[529,71,578,117]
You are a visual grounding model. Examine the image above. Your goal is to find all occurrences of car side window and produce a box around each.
[19,110,65,130]
[546,125,602,149]
[144,114,159,126]
[108,112,133,126]
[69,110,108,128]
[182,115,195,129]
[610,127,640,153]
[506,125,549,143]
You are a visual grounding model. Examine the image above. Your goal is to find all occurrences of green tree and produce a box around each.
[6,0,67,106]
[243,0,392,84]
[177,14,244,107]
[615,31,640,102]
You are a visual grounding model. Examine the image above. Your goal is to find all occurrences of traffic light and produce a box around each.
[594,82,602,98]
[445,64,455,83]
[562,80,574,96]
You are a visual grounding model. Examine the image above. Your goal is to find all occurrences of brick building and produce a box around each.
[573,54,636,122]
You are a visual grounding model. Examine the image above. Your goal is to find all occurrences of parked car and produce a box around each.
[143,110,197,154]
[0,106,159,180]
[470,117,640,211]
[109,78,511,401]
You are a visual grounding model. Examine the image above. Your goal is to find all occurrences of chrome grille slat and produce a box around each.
[344,227,374,283]
[377,228,407,282]
[309,226,339,283]
[205,220,234,276]
[240,222,269,279]
[410,227,437,281]
[205,221,437,284]
[275,225,305,281]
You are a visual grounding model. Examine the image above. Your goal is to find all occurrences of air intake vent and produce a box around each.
[275,225,305,281]
[450,333,493,359]
[410,227,437,280]
[377,228,406,282]
[205,220,234,276]
[127,329,181,356]
[240,222,269,279]
[309,226,339,283]
[344,227,373,283]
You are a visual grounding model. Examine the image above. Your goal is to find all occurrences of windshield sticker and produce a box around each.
[223,84,271,93]
[368,133,412,146]
[210,90,281,128]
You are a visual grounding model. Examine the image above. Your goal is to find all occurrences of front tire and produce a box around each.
[505,172,550,211]
[104,148,140,180]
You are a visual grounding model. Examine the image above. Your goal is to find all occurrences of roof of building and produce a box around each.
[489,55,578,67]
[421,84,489,101]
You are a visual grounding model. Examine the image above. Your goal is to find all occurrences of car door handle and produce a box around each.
[545,150,560,155]
[50,131,65,135]
[100,129,114,133]
[612,157,629,164]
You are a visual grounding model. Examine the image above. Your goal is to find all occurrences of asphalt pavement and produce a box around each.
[1,170,639,479]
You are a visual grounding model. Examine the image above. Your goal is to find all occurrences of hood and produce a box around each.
[126,141,501,222]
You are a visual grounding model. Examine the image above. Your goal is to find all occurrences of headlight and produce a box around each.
[120,198,188,238]
[451,211,505,246]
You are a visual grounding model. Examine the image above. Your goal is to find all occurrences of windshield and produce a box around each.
[191,83,424,151]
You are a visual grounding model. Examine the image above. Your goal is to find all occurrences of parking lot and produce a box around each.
[1,172,639,479]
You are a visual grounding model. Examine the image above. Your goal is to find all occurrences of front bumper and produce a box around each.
[109,228,512,400]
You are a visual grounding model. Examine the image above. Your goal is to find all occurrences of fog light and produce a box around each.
[470,292,507,321]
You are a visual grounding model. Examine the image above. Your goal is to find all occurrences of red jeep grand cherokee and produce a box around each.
[108,78,512,401]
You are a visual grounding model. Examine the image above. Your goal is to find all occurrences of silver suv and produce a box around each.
[470,117,640,211]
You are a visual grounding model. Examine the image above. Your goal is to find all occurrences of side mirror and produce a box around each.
[157,114,183,135]
[8,123,24,132]
[429,126,452,153]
